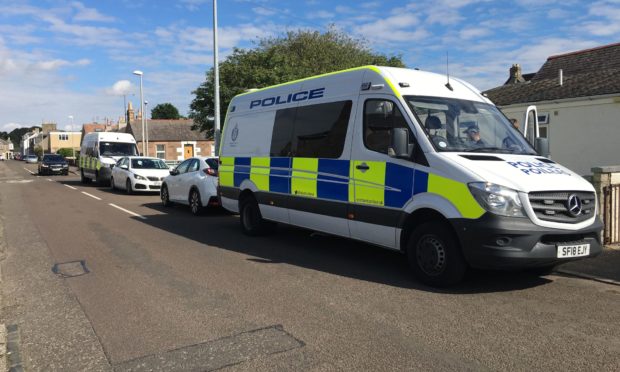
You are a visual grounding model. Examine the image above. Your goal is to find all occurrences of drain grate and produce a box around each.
[52,260,90,278]
[114,325,304,371]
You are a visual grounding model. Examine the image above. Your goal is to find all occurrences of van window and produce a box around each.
[270,100,352,158]
[364,99,411,155]
[271,109,296,157]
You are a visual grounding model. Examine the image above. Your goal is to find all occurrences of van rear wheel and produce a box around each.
[80,169,91,184]
[406,221,467,287]
[239,195,275,236]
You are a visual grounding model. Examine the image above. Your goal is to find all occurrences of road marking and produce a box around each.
[64,184,77,190]
[108,203,147,220]
[23,168,35,175]
[81,191,102,201]
[47,179,53,182]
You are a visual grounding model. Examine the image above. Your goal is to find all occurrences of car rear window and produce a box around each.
[206,158,219,170]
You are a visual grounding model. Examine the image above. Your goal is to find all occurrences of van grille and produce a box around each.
[528,191,595,223]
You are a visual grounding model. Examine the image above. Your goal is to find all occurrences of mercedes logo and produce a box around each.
[566,194,582,217]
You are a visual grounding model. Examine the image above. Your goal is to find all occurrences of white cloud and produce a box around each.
[72,2,116,22]
[253,7,277,16]
[355,13,429,42]
[107,80,134,96]
[0,122,28,132]
[459,27,490,39]
[307,10,334,20]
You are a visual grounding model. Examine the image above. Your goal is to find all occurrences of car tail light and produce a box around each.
[204,168,218,176]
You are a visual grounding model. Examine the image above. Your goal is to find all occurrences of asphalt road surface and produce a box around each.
[1,160,619,371]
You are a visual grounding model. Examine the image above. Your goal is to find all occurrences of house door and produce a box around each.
[184,144,194,159]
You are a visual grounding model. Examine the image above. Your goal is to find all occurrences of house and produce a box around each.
[484,42,620,176]
[46,131,82,157]
[22,129,40,155]
[0,138,13,159]
[125,119,214,160]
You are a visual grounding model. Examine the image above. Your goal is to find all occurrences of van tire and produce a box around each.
[240,195,275,236]
[406,221,467,287]
[189,189,203,215]
[80,169,91,184]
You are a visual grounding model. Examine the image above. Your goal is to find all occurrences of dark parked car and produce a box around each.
[38,154,69,175]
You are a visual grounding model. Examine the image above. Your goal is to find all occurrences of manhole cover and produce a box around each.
[52,260,89,278]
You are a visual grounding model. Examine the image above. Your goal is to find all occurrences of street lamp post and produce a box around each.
[133,70,146,156]
[213,0,221,156]
[68,115,75,165]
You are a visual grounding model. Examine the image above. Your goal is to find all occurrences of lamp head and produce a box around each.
[132,70,143,76]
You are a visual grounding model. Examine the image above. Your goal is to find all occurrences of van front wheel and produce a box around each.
[239,196,274,236]
[407,221,467,287]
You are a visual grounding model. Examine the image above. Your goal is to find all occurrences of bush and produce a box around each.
[57,148,77,158]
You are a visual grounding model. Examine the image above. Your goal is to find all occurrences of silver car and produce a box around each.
[25,155,39,164]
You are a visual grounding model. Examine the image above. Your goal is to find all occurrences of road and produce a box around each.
[0,159,619,371]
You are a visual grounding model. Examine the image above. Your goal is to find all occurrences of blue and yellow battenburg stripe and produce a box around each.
[219,156,484,219]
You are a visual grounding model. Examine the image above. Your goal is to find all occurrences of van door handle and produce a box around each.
[356,163,370,172]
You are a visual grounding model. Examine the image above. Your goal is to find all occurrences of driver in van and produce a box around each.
[463,125,485,147]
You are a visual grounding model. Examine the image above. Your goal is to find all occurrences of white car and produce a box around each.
[110,156,170,194]
[160,156,219,215]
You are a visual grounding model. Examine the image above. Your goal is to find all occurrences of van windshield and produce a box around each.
[405,96,536,155]
[99,142,138,156]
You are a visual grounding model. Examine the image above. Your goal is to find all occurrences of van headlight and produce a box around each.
[468,183,525,217]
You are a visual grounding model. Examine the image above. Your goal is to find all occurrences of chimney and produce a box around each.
[507,64,525,84]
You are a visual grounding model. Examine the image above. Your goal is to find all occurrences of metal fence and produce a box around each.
[603,184,620,244]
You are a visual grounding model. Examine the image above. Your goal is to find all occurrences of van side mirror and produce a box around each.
[536,137,550,158]
[389,128,413,159]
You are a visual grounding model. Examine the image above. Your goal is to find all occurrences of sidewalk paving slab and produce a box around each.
[555,246,620,285]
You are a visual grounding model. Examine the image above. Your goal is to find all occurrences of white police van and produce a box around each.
[80,132,139,184]
[218,66,602,286]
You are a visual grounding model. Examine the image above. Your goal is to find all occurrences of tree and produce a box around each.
[151,103,181,120]
[189,28,405,135]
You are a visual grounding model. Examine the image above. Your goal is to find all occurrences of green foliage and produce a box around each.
[56,148,76,158]
[34,146,43,158]
[0,131,8,141]
[151,103,181,120]
[189,27,405,135]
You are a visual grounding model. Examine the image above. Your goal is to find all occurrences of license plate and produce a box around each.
[557,243,590,258]
[152,181,161,186]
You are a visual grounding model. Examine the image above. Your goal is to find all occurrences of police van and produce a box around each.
[218,66,602,286]
[80,132,139,184]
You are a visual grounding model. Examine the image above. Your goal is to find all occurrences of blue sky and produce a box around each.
[1,0,619,133]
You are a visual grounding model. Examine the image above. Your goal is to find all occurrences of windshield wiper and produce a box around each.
[462,147,507,153]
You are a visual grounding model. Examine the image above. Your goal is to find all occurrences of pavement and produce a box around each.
[555,245,620,285]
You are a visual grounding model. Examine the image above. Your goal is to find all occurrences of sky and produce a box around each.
[1,0,619,133]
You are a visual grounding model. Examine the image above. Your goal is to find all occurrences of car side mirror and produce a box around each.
[389,128,413,159]
[170,169,179,176]
[120,164,128,170]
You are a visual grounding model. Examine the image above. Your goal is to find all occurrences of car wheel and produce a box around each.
[406,221,467,287]
[110,177,116,191]
[239,195,275,236]
[126,179,133,195]
[189,189,203,215]
[161,185,171,207]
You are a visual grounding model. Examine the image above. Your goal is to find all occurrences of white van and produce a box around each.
[79,132,139,184]
[218,66,602,286]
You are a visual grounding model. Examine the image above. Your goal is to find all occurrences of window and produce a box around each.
[156,144,166,159]
[269,100,352,158]
[205,158,219,170]
[188,159,200,172]
[364,99,411,155]
[175,159,192,174]
[58,134,68,141]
